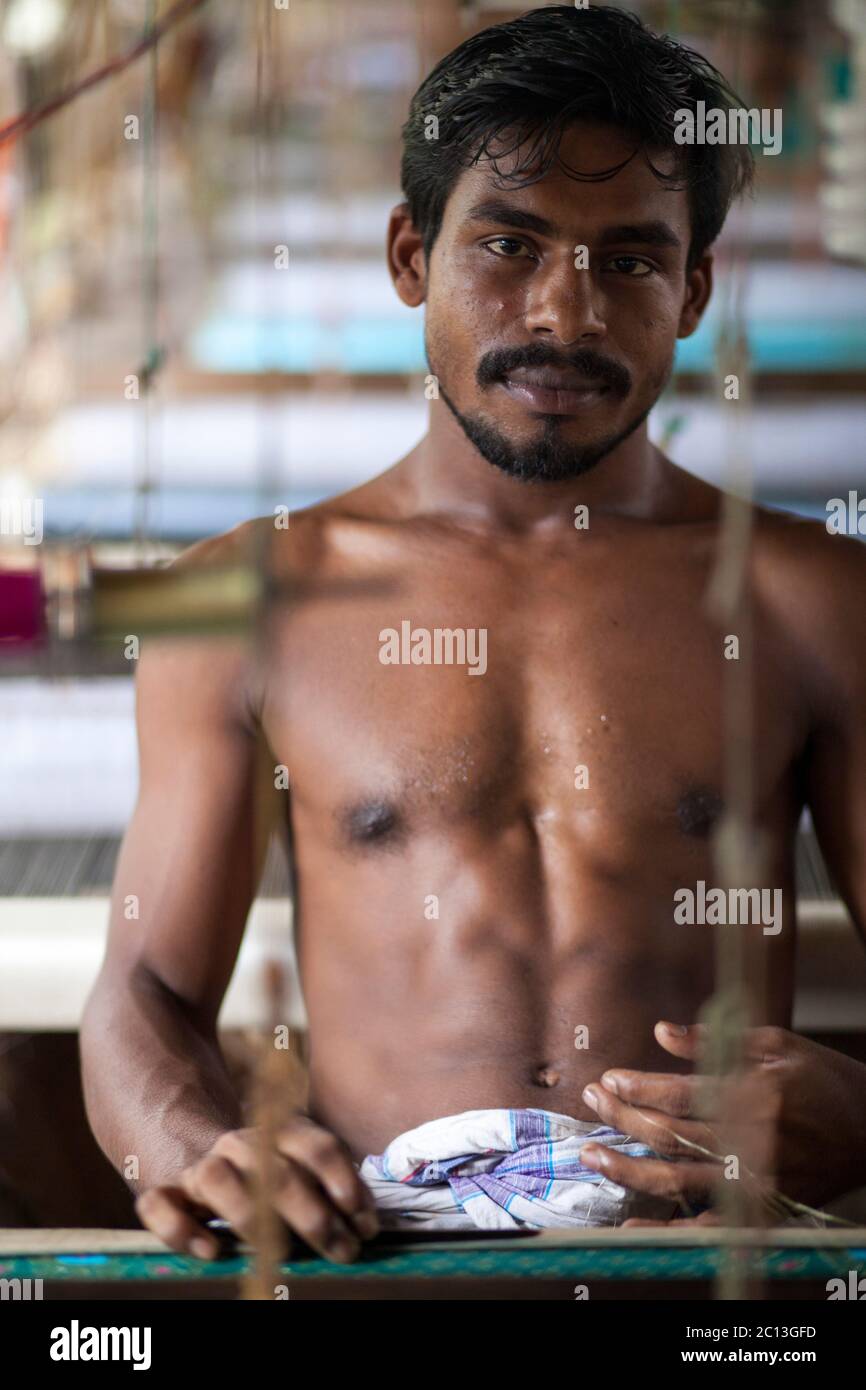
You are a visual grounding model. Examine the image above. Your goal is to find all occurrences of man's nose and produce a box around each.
[523,255,606,345]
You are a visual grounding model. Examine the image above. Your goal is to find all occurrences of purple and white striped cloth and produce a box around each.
[359,1108,679,1229]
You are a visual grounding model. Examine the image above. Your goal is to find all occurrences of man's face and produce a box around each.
[421,121,708,482]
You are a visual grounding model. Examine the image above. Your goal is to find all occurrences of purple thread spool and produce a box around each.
[0,568,45,645]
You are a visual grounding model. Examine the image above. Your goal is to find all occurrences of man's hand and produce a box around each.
[136,1117,380,1262]
[578,1020,866,1224]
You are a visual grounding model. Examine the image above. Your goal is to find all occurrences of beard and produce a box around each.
[428,335,670,483]
[438,388,654,483]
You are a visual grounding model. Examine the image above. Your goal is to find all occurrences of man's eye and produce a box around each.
[485,238,532,258]
[606,256,653,277]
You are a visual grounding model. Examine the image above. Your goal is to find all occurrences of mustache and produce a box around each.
[477,343,632,395]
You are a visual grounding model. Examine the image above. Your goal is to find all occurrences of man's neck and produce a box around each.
[396,400,681,536]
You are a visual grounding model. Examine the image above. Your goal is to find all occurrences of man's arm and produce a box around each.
[802,535,866,944]
[578,523,866,1218]
[80,623,260,1187]
[80,533,378,1262]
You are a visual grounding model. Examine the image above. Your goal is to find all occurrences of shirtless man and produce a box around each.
[81,5,866,1262]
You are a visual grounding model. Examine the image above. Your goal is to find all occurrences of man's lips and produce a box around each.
[498,369,613,415]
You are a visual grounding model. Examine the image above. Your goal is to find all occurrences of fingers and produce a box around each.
[582,1082,719,1160]
[135,1185,219,1260]
[656,1019,793,1068]
[266,1162,362,1263]
[273,1117,379,1240]
[212,1131,363,1262]
[137,1117,381,1268]
[654,1020,704,1060]
[179,1151,260,1249]
[181,1148,362,1264]
[741,1024,790,1065]
[580,1145,720,1203]
[598,1069,703,1119]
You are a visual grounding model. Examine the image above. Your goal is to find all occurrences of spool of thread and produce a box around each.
[0,566,44,645]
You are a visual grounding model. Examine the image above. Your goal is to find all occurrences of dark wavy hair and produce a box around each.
[401,4,755,270]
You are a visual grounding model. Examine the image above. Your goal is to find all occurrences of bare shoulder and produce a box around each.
[135,518,278,732]
[751,506,866,702]
[265,469,413,583]
[169,510,340,603]
[752,505,866,618]
[161,483,399,623]
[170,515,279,571]
[137,487,403,726]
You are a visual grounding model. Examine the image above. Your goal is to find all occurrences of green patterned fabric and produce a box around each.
[3,1244,864,1283]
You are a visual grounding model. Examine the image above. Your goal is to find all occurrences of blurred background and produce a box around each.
[0,0,864,1225]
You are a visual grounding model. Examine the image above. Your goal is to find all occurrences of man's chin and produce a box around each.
[485,450,609,483]
[439,386,654,483]
[456,415,625,483]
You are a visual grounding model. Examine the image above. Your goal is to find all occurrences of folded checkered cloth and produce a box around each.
[360,1108,679,1229]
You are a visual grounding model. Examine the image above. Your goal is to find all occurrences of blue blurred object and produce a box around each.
[190,312,866,376]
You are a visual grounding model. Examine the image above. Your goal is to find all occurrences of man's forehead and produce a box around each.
[488,120,674,179]
[445,123,686,235]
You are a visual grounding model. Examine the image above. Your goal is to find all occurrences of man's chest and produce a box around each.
[263,539,803,843]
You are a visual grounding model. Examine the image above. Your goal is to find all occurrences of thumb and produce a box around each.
[655,1020,704,1060]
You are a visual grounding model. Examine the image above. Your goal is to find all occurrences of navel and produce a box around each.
[533,1063,561,1088]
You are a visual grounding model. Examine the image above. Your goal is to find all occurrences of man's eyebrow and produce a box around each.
[598,221,682,251]
[465,200,559,237]
[464,202,682,253]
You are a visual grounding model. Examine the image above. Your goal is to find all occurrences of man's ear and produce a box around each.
[677,253,713,339]
[387,202,427,307]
